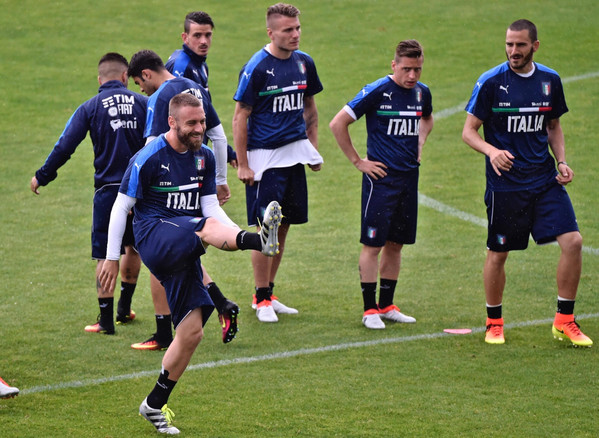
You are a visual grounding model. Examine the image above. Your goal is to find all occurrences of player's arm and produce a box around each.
[418,114,434,163]
[462,113,514,176]
[205,123,231,205]
[31,106,89,194]
[200,194,239,229]
[329,107,387,180]
[303,95,321,171]
[232,101,255,185]
[546,117,572,185]
[98,192,137,293]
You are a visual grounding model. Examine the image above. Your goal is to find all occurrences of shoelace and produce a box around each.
[161,405,176,426]
[562,320,582,336]
[486,324,503,336]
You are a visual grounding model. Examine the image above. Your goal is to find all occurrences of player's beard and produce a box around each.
[177,126,203,152]
[506,47,534,72]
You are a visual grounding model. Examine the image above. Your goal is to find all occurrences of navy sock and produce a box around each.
[557,298,575,315]
[361,282,378,312]
[117,281,136,315]
[378,278,397,309]
[236,231,261,251]
[206,282,227,313]
[98,297,114,329]
[486,304,502,320]
[255,287,271,304]
[147,369,177,409]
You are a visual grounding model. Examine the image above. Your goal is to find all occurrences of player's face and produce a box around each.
[267,15,301,55]
[391,56,423,89]
[132,72,158,96]
[505,29,538,73]
[182,23,213,57]
[172,105,206,152]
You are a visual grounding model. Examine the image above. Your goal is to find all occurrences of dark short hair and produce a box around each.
[267,3,300,20]
[97,53,128,79]
[169,93,203,119]
[508,19,537,42]
[184,11,214,33]
[127,50,165,78]
[395,39,423,60]
[98,52,128,68]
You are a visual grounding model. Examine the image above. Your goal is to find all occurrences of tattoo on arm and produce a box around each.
[220,240,233,251]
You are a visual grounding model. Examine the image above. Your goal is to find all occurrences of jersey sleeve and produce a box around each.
[35,103,91,186]
[302,53,323,97]
[465,77,493,122]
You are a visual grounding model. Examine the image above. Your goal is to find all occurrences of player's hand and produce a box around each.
[216,184,232,205]
[356,158,387,180]
[229,159,238,169]
[30,176,41,195]
[308,163,322,172]
[488,148,515,176]
[237,165,255,186]
[556,162,574,185]
[98,260,119,294]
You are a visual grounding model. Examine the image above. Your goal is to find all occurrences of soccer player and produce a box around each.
[99,93,282,434]
[127,49,239,349]
[462,19,592,347]
[30,53,147,335]
[0,377,19,399]
[233,3,323,322]
[166,11,213,90]
[166,11,239,171]
[330,40,433,329]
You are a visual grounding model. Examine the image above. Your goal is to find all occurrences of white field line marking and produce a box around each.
[21,312,599,396]
[20,71,599,397]
[424,70,599,256]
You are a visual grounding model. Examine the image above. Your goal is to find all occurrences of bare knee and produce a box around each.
[558,231,582,254]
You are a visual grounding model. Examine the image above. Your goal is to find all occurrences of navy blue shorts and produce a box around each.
[92,184,135,259]
[246,163,308,226]
[135,216,214,328]
[360,168,419,247]
[485,181,579,252]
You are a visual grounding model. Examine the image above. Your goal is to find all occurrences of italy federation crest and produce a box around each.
[542,82,551,96]
[195,156,205,171]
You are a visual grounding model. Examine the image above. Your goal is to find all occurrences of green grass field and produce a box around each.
[1,0,599,436]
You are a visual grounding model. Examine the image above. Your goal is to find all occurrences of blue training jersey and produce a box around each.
[347,75,432,172]
[166,44,209,90]
[234,47,323,150]
[465,61,568,191]
[145,77,220,139]
[120,137,216,245]
[35,80,147,189]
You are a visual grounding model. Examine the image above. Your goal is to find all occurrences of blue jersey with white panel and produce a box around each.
[119,136,216,243]
[145,77,220,139]
[166,44,209,90]
[234,47,323,150]
[465,61,568,191]
[35,80,147,189]
[347,75,432,172]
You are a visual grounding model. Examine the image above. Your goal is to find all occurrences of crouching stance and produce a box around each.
[99,93,281,434]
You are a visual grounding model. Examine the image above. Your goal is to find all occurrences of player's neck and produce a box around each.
[267,43,293,60]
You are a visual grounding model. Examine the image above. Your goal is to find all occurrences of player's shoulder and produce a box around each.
[534,62,560,78]
[135,136,169,165]
[475,61,510,86]
[243,47,271,74]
